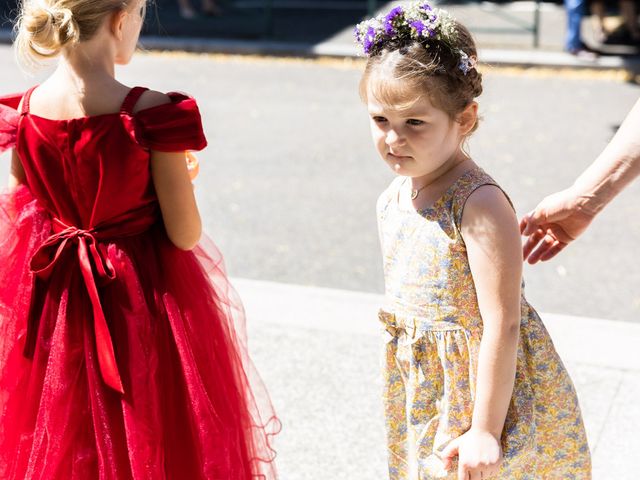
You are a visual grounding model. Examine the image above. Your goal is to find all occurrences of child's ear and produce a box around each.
[109,9,128,40]
[457,101,478,136]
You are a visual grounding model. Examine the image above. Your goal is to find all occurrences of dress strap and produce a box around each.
[451,167,516,230]
[20,86,37,116]
[120,86,149,115]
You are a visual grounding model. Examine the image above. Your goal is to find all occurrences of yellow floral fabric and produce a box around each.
[377,167,591,479]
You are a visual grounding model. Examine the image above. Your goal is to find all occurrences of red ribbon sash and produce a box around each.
[25,206,159,395]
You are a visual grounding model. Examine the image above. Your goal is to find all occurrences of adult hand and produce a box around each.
[519,186,598,264]
[441,429,503,480]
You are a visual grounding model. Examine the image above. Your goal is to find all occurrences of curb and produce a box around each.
[479,47,640,71]
[139,35,358,58]
[232,277,640,372]
[2,28,639,71]
[142,35,640,72]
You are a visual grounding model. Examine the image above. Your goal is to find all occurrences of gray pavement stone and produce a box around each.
[245,300,637,479]
[236,279,639,478]
[248,322,388,479]
[566,365,625,453]
[591,371,640,480]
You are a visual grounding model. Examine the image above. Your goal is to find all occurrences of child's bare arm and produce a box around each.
[150,150,202,251]
[10,97,27,188]
[137,90,202,251]
[463,185,521,438]
[9,150,26,188]
[442,185,521,479]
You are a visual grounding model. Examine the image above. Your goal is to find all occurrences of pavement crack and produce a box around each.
[591,372,625,455]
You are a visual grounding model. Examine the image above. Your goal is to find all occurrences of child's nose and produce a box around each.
[385,129,405,147]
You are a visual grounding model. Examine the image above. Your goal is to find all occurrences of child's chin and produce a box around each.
[385,160,404,174]
[390,162,413,176]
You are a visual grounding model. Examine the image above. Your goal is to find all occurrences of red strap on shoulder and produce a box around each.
[120,87,149,115]
[20,86,37,116]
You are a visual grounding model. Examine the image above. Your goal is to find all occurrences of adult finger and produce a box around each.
[522,227,545,260]
[539,240,568,262]
[519,214,530,235]
[527,233,557,264]
[521,208,548,236]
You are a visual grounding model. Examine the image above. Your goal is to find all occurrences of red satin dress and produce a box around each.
[0,86,279,479]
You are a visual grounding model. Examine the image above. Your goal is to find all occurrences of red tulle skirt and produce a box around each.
[0,185,279,479]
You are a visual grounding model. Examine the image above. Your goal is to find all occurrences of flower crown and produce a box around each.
[354,1,477,75]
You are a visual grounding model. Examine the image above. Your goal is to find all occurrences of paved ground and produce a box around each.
[0,46,639,479]
[0,46,638,323]
[237,278,640,479]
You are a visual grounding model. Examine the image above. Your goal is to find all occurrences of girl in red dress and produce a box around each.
[0,1,279,478]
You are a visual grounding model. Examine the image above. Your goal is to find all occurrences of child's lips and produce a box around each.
[388,152,412,161]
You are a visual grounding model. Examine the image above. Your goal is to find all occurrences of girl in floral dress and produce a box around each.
[0,0,278,478]
[355,3,591,479]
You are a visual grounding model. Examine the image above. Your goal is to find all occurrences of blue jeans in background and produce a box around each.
[565,0,586,51]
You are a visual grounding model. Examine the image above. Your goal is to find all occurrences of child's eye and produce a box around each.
[407,119,425,126]
[372,116,387,123]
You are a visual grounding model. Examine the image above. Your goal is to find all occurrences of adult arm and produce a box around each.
[521,98,640,263]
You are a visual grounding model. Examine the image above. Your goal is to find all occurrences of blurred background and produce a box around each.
[1,0,640,52]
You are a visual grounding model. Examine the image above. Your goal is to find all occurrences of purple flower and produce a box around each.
[410,20,426,35]
[384,6,404,36]
[385,23,396,36]
[355,1,459,57]
[363,26,376,53]
[385,6,404,22]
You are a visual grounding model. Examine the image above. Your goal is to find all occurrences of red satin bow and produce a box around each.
[24,207,159,395]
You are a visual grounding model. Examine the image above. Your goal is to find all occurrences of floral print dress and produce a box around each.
[377,166,591,480]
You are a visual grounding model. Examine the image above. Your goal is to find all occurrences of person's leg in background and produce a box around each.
[565,0,599,57]
[591,0,608,43]
[566,0,586,50]
[620,0,640,42]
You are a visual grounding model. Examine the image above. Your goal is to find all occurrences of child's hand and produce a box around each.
[441,429,503,480]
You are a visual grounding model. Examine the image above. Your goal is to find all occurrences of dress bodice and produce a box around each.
[0,86,207,229]
[377,167,519,333]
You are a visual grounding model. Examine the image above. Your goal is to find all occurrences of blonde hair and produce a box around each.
[360,22,483,136]
[14,0,135,66]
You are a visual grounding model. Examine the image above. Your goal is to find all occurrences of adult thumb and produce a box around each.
[522,207,548,236]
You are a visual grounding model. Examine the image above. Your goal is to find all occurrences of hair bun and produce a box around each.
[19,2,80,59]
